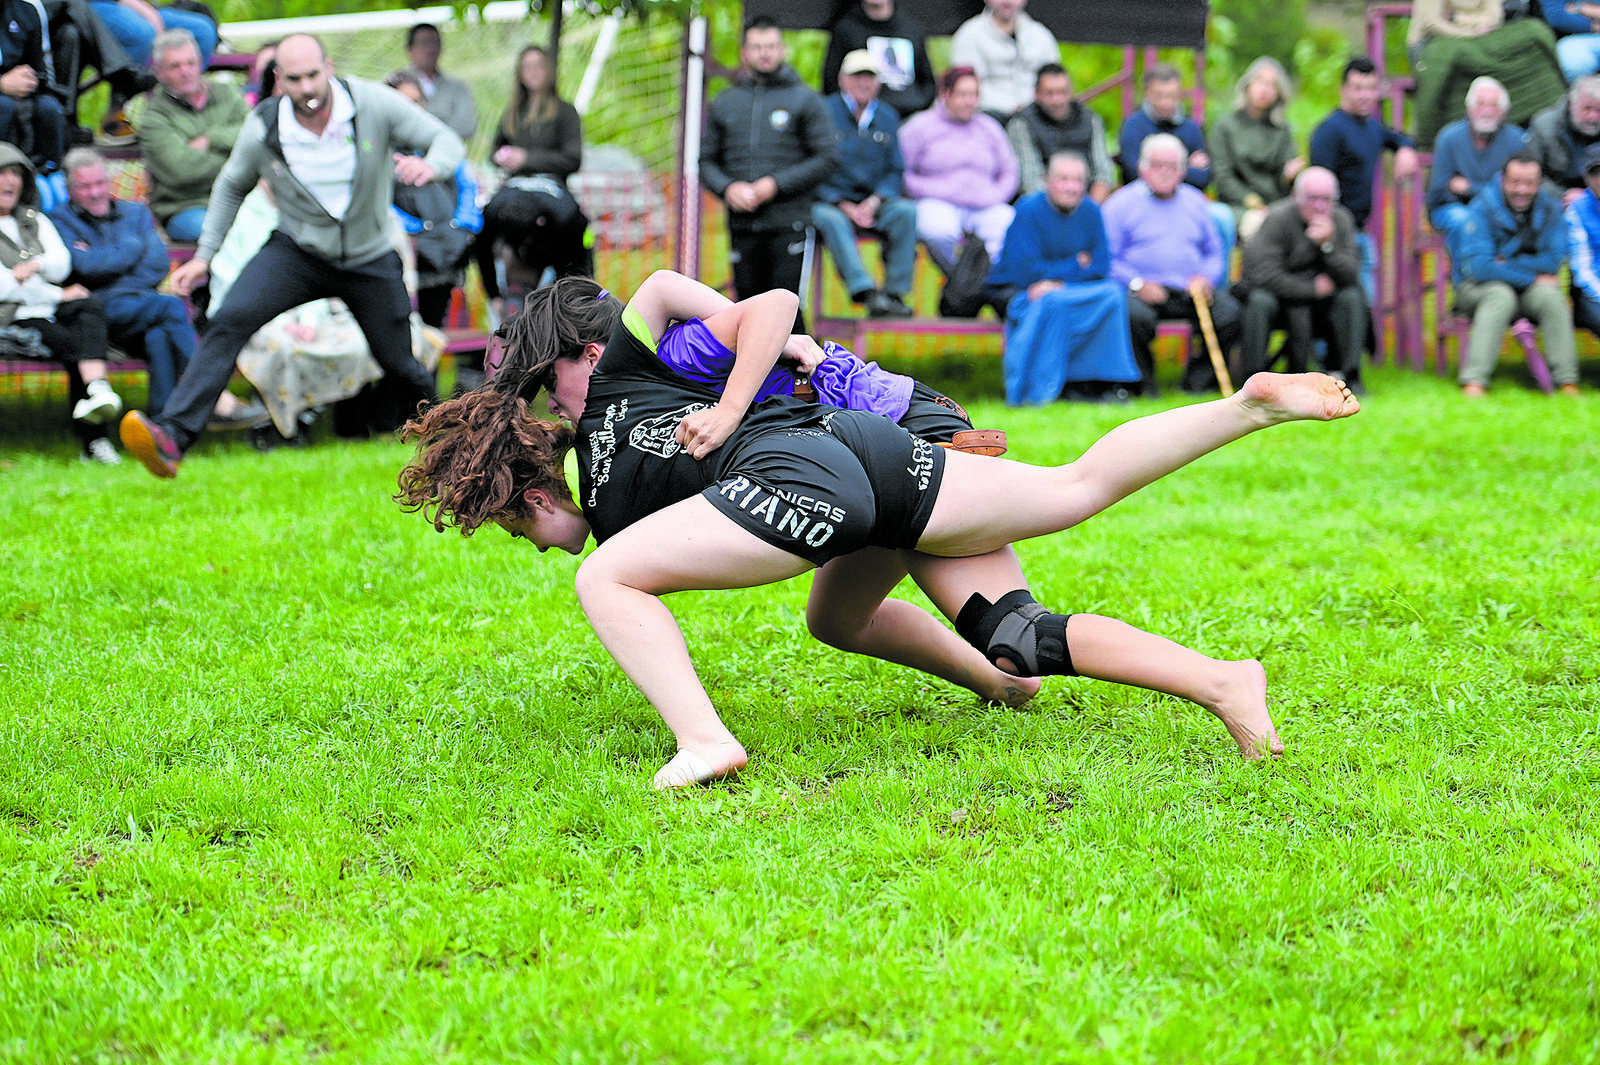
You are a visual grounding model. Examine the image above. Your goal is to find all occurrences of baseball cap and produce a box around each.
[840,49,879,77]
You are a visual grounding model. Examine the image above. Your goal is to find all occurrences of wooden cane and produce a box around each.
[1187,278,1236,397]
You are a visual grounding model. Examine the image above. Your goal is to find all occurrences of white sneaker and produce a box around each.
[80,437,122,465]
[73,380,123,425]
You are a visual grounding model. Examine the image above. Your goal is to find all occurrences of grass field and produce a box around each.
[2,362,1598,1063]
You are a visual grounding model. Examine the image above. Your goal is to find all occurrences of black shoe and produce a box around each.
[850,288,875,305]
[874,292,913,318]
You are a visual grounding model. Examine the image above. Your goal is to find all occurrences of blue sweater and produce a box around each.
[1427,121,1528,214]
[1310,109,1413,229]
[49,199,169,300]
[1454,180,1566,287]
[1116,105,1210,189]
[815,94,906,204]
[991,190,1110,290]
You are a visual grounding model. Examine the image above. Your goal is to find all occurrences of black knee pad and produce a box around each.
[955,590,1076,678]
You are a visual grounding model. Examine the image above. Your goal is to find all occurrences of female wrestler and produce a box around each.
[398,275,1360,789]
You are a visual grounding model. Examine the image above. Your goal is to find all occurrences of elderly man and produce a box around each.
[1527,74,1600,206]
[1102,133,1240,395]
[1007,64,1112,201]
[393,22,478,143]
[991,151,1137,404]
[120,33,463,479]
[949,0,1060,120]
[812,49,915,318]
[821,0,935,118]
[138,28,249,242]
[1428,77,1528,255]
[1239,167,1366,387]
[1454,153,1579,396]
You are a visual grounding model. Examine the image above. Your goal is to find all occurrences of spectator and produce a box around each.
[948,0,1059,120]
[699,17,835,316]
[1453,153,1579,396]
[991,151,1139,405]
[90,0,218,137]
[899,66,1016,267]
[812,49,916,319]
[1407,0,1565,150]
[51,145,265,430]
[1545,2,1600,83]
[1527,75,1600,206]
[1,0,67,169]
[243,39,275,104]
[1310,56,1419,306]
[393,22,477,143]
[386,71,481,331]
[821,0,935,119]
[478,45,588,317]
[137,28,246,242]
[1211,57,1305,244]
[0,142,119,462]
[1117,62,1235,281]
[1103,133,1239,395]
[1006,63,1112,202]
[119,33,462,479]
[42,0,155,144]
[1565,144,1600,334]
[1238,166,1366,389]
[1427,77,1527,256]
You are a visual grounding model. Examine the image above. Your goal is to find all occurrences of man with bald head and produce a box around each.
[120,33,465,479]
[1239,166,1366,387]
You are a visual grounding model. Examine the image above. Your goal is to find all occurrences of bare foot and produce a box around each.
[1202,659,1282,760]
[980,670,1041,708]
[1238,372,1360,425]
[652,740,748,790]
[1462,383,1488,398]
[1559,383,1580,397]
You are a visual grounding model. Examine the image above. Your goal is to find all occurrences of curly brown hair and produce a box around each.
[394,389,575,535]
[490,275,621,404]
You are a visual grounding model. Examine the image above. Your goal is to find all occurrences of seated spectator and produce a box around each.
[242,39,275,104]
[948,0,1059,120]
[1565,144,1600,335]
[1211,57,1305,244]
[137,28,246,242]
[1528,75,1600,207]
[1427,77,1527,256]
[1,0,67,169]
[1117,62,1235,282]
[899,66,1017,268]
[392,22,477,143]
[991,151,1138,405]
[1239,167,1366,388]
[42,0,155,142]
[1006,64,1112,202]
[477,44,588,317]
[1545,2,1600,83]
[1453,153,1579,396]
[90,0,219,137]
[1103,133,1239,395]
[50,145,261,427]
[1408,0,1565,150]
[812,50,916,319]
[822,0,935,119]
[0,142,118,462]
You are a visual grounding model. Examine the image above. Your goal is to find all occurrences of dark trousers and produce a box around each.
[1240,287,1367,382]
[160,234,436,451]
[0,95,67,169]
[19,295,110,445]
[729,223,808,333]
[1126,288,1241,393]
[102,290,193,416]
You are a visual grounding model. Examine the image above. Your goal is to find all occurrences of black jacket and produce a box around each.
[700,64,837,233]
[821,5,936,118]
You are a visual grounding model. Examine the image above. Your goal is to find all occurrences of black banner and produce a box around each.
[741,0,1210,50]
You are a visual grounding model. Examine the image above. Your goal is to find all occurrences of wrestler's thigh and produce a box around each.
[581,495,815,595]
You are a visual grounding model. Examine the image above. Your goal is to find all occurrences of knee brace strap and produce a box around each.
[954,590,1076,678]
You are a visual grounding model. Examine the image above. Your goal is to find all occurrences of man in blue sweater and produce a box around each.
[811,49,915,319]
[1454,153,1579,396]
[1428,77,1527,257]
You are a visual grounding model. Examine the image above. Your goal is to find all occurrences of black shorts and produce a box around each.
[896,380,973,443]
[702,409,946,566]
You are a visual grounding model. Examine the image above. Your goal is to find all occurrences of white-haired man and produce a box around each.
[1428,77,1528,255]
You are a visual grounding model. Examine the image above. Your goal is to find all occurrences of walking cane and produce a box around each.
[1188,278,1236,397]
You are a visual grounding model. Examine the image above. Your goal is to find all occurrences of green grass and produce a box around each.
[2,363,1598,1063]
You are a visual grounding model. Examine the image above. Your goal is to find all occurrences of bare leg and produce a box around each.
[807,547,1040,708]
[79,359,108,381]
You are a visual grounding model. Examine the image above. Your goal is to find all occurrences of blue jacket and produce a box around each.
[1565,190,1600,303]
[815,94,905,204]
[49,199,169,300]
[1426,121,1528,214]
[991,191,1110,290]
[1454,180,1566,288]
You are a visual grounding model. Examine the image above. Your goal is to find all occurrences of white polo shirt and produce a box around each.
[278,81,358,220]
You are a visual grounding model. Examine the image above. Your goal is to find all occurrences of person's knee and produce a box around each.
[955,589,1077,678]
[805,598,866,651]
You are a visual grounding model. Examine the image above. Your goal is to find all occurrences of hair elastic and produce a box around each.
[596,288,610,301]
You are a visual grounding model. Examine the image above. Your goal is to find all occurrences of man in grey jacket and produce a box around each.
[121,33,464,479]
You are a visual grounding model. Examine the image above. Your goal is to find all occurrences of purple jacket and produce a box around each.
[899,101,1018,209]
[1101,180,1222,289]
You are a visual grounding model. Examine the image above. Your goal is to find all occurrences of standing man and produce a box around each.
[1238,167,1366,387]
[700,16,836,319]
[393,22,478,143]
[812,49,916,319]
[120,33,464,479]
[821,0,936,119]
[1007,64,1113,202]
[949,0,1060,120]
[1310,56,1420,306]
[1427,77,1527,256]
[138,28,248,242]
